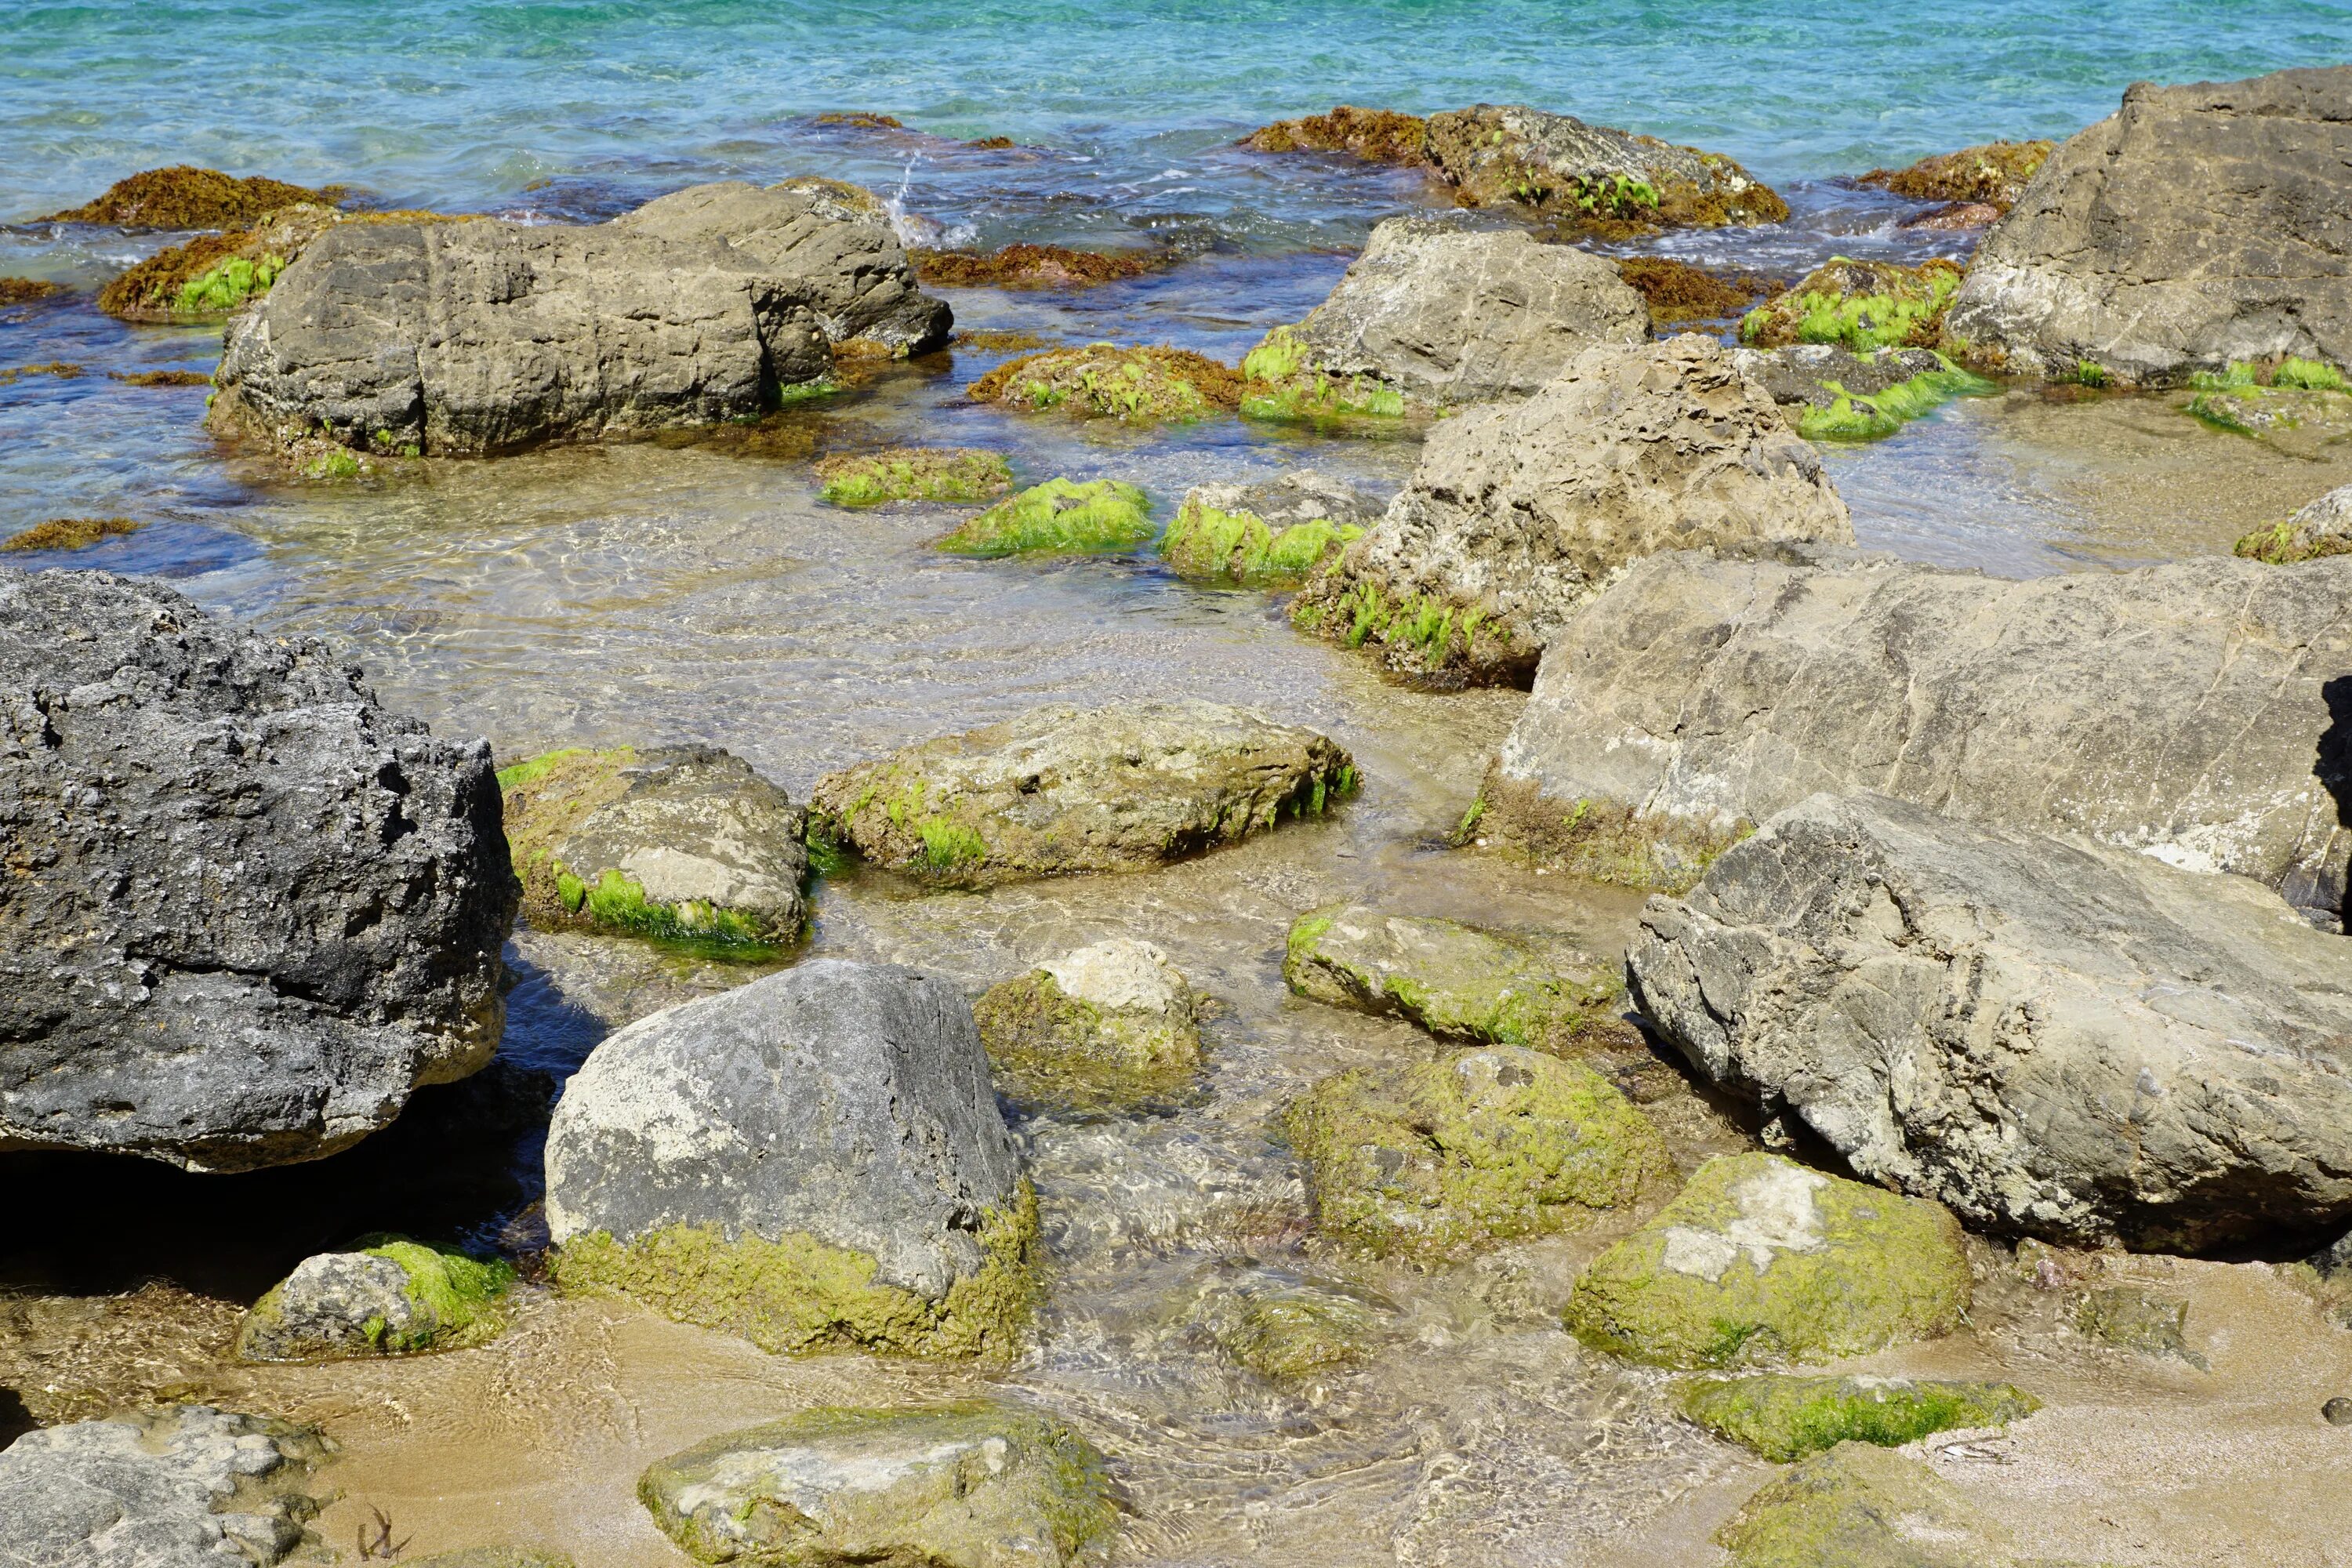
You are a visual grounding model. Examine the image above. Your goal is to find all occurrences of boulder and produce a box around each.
[1239,216,1648,416]
[1714,1440,2017,1568]
[1563,1152,1971,1367]
[210,180,949,456]
[639,1403,1118,1568]
[0,1405,329,1568]
[1491,549,2352,923]
[935,478,1154,557]
[1945,67,2352,381]
[1675,1374,2039,1462]
[972,938,1203,1111]
[1282,1045,1674,1258]
[810,701,1356,886]
[0,569,514,1172]
[544,960,1037,1359]
[1732,343,1993,441]
[236,1238,514,1361]
[1423,104,1787,233]
[1293,336,1853,684]
[1157,470,1381,587]
[498,745,808,952]
[1283,904,1617,1048]
[1628,792,2352,1251]
[2238,481,2352,563]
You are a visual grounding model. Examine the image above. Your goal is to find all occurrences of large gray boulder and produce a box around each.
[0,1405,330,1568]
[211,180,950,456]
[544,960,1038,1358]
[0,570,514,1171]
[1946,67,2352,382]
[1626,792,2352,1251]
[1241,216,1649,415]
[1293,336,1853,684]
[1491,547,2352,924]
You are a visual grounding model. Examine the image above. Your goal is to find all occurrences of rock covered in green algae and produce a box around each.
[2075,1286,2204,1367]
[238,1238,515,1362]
[814,445,1013,507]
[1283,903,1620,1049]
[1715,1439,2017,1568]
[967,342,1242,423]
[545,960,1040,1361]
[1282,1045,1674,1258]
[973,938,1203,1111]
[2238,481,2352,563]
[935,477,1153,557]
[809,700,1356,887]
[1238,105,1431,167]
[1860,140,2054,211]
[1564,1153,1971,1368]
[2186,358,2352,459]
[1733,343,1996,441]
[1158,470,1380,587]
[1421,103,1788,234]
[43,165,344,227]
[1740,257,1965,355]
[1192,1273,1391,1387]
[1676,1374,2039,1462]
[499,744,808,953]
[639,1403,1119,1568]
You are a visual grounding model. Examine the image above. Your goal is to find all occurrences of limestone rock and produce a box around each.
[1946,67,2352,381]
[2187,365,2352,459]
[1158,470,1381,587]
[2237,481,2352,564]
[1564,1152,1971,1367]
[1492,548,2352,924]
[974,938,1202,1111]
[237,1238,514,1361]
[1283,904,1617,1048]
[1240,216,1648,416]
[811,701,1356,886]
[544,960,1036,1359]
[639,1403,1118,1568]
[1627,792,2352,1250]
[0,569,514,1171]
[0,1405,329,1568]
[1423,104,1788,232]
[1294,336,1852,684]
[1675,1374,2039,1462]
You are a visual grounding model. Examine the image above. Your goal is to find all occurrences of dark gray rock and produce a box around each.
[1628,792,2352,1250]
[1947,67,2352,382]
[0,569,515,1171]
[0,1405,329,1568]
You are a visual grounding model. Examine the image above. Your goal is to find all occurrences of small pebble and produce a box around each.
[2323,1397,2352,1426]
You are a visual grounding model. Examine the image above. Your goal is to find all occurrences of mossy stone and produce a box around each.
[1200,1279,1386,1385]
[238,1236,515,1362]
[1283,903,1621,1049]
[935,478,1154,557]
[1158,497,1363,586]
[1239,325,1407,421]
[973,940,1202,1112]
[1564,1152,1972,1369]
[1282,1045,1674,1258]
[1740,258,1963,354]
[814,446,1013,507]
[1715,1441,1997,1568]
[1676,1374,2040,1461]
[968,342,1242,423]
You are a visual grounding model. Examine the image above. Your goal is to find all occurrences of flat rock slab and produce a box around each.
[1283,903,1615,1047]
[0,568,514,1171]
[811,701,1355,886]
[1675,1373,2039,1462]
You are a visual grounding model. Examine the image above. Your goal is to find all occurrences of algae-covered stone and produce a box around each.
[1194,1274,1389,1386]
[499,744,808,953]
[1676,1374,2039,1462]
[1283,1045,1674,1258]
[2,516,140,553]
[238,1237,515,1361]
[2076,1286,2203,1367]
[1283,904,1619,1049]
[969,343,1242,423]
[639,1402,1119,1568]
[974,938,1203,1111]
[545,960,1038,1360]
[44,165,342,227]
[1859,140,2054,211]
[815,446,1013,506]
[97,205,477,322]
[1238,105,1429,166]
[810,700,1356,887]
[1423,104,1788,234]
[1715,1440,2008,1568]
[1733,343,1994,441]
[1740,258,1964,354]
[2185,358,2352,459]
[935,477,1153,557]
[1159,470,1379,587]
[1564,1152,1971,1368]
[2237,481,2352,564]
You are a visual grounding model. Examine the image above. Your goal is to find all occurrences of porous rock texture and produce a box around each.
[0,568,514,1171]
[1628,791,2352,1251]
[1945,67,2352,382]
[1493,547,2352,925]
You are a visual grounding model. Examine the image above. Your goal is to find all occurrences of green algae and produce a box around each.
[1291,577,1513,684]
[1741,259,1962,354]
[972,969,1201,1112]
[815,446,1013,506]
[240,1236,515,1359]
[935,477,1153,557]
[1158,495,1364,586]
[172,252,283,314]
[1239,326,1408,420]
[1281,1047,1674,1259]
[1675,1374,2040,1462]
[1206,1283,1383,1385]
[1282,904,1623,1051]
[1715,1442,1991,1568]
[2235,510,2352,564]
[1795,359,1998,442]
[551,1187,1041,1363]
[968,343,1242,423]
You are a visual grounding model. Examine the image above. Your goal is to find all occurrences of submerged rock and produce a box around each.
[1157,470,1380,586]
[1291,335,1852,685]
[1192,1273,1389,1386]
[1491,548,2352,924]
[1238,105,1430,166]
[1733,343,1994,441]
[639,1403,1118,1568]
[2238,481,2352,564]
[1946,67,2352,381]
[2,516,140,552]
[913,244,1156,289]
[810,701,1356,886]
[498,744,808,953]
[1563,1152,1971,1368]
[2076,1286,2203,1367]
[2185,358,2352,459]
[545,960,1037,1359]
[43,165,340,227]
[1628,792,2352,1251]
[1715,1440,2014,1568]
[1422,104,1788,234]
[0,569,513,1172]
[1616,256,1780,325]
[237,1238,515,1362]
[935,477,1153,557]
[1283,904,1618,1049]
[1740,257,1964,354]
[0,1404,330,1567]
[815,446,1013,507]
[1240,216,1648,416]
[0,277,68,304]
[1676,1374,2039,1462]
[974,938,1203,1111]
[1858,139,2054,210]
[1282,1045,1673,1258]
[967,343,1241,423]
